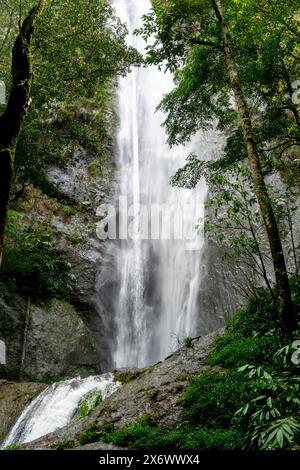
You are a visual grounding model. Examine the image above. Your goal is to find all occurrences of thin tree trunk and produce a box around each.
[287,204,298,277]
[212,0,297,331]
[20,297,31,380]
[0,1,46,266]
[247,219,274,297]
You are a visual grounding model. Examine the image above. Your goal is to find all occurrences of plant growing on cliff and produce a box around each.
[0,211,75,300]
[76,389,103,419]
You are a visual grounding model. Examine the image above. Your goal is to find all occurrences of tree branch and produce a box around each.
[190,38,224,51]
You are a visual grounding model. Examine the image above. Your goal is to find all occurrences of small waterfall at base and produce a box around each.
[95,0,224,370]
[1,374,120,447]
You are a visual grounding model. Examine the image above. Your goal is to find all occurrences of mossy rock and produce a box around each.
[74,388,103,420]
[113,368,145,384]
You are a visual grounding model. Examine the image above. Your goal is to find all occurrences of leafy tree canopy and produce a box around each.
[138,0,300,184]
[0,0,141,192]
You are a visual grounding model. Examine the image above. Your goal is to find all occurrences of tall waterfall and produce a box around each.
[95,0,222,370]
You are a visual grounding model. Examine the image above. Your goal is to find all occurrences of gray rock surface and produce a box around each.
[196,241,251,335]
[23,299,98,378]
[0,297,98,379]
[0,380,46,443]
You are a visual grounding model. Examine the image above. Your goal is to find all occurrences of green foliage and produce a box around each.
[236,361,300,449]
[113,369,144,384]
[0,0,141,193]
[160,427,244,451]
[95,281,300,451]
[88,159,103,178]
[222,290,279,337]
[98,412,245,451]
[208,287,285,368]
[78,426,100,446]
[3,444,22,450]
[206,280,300,450]
[174,158,299,295]
[254,418,300,450]
[208,335,278,368]
[0,211,75,300]
[51,440,74,450]
[207,290,286,368]
[69,232,83,246]
[183,336,193,348]
[139,0,300,162]
[76,389,103,419]
[102,416,163,450]
[181,369,250,429]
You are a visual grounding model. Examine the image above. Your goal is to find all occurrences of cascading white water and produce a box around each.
[1,374,120,447]
[109,0,223,369]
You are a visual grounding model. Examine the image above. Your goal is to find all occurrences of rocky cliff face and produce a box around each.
[196,241,249,335]
[0,103,117,379]
[0,297,98,379]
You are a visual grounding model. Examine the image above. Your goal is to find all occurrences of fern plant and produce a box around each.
[236,348,300,449]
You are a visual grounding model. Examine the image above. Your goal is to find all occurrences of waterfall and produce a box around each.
[94,0,223,370]
[1,374,120,447]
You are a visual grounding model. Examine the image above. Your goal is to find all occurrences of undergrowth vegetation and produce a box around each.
[0,211,75,301]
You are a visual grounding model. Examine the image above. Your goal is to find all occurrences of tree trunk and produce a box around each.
[20,297,31,380]
[212,0,297,332]
[0,1,46,266]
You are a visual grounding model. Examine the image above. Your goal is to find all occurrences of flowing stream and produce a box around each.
[1,374,120,447]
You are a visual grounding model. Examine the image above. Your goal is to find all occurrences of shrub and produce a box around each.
[51,440,74,450]
[78,426,100,446]
[160,426,245,451]
[183,336,193,348]
[102,416,164,450]
[100,415,245,451]
[208,334,280,368]
[181,369,251,429]
[3,444,22,450]
[236,361,300,449]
